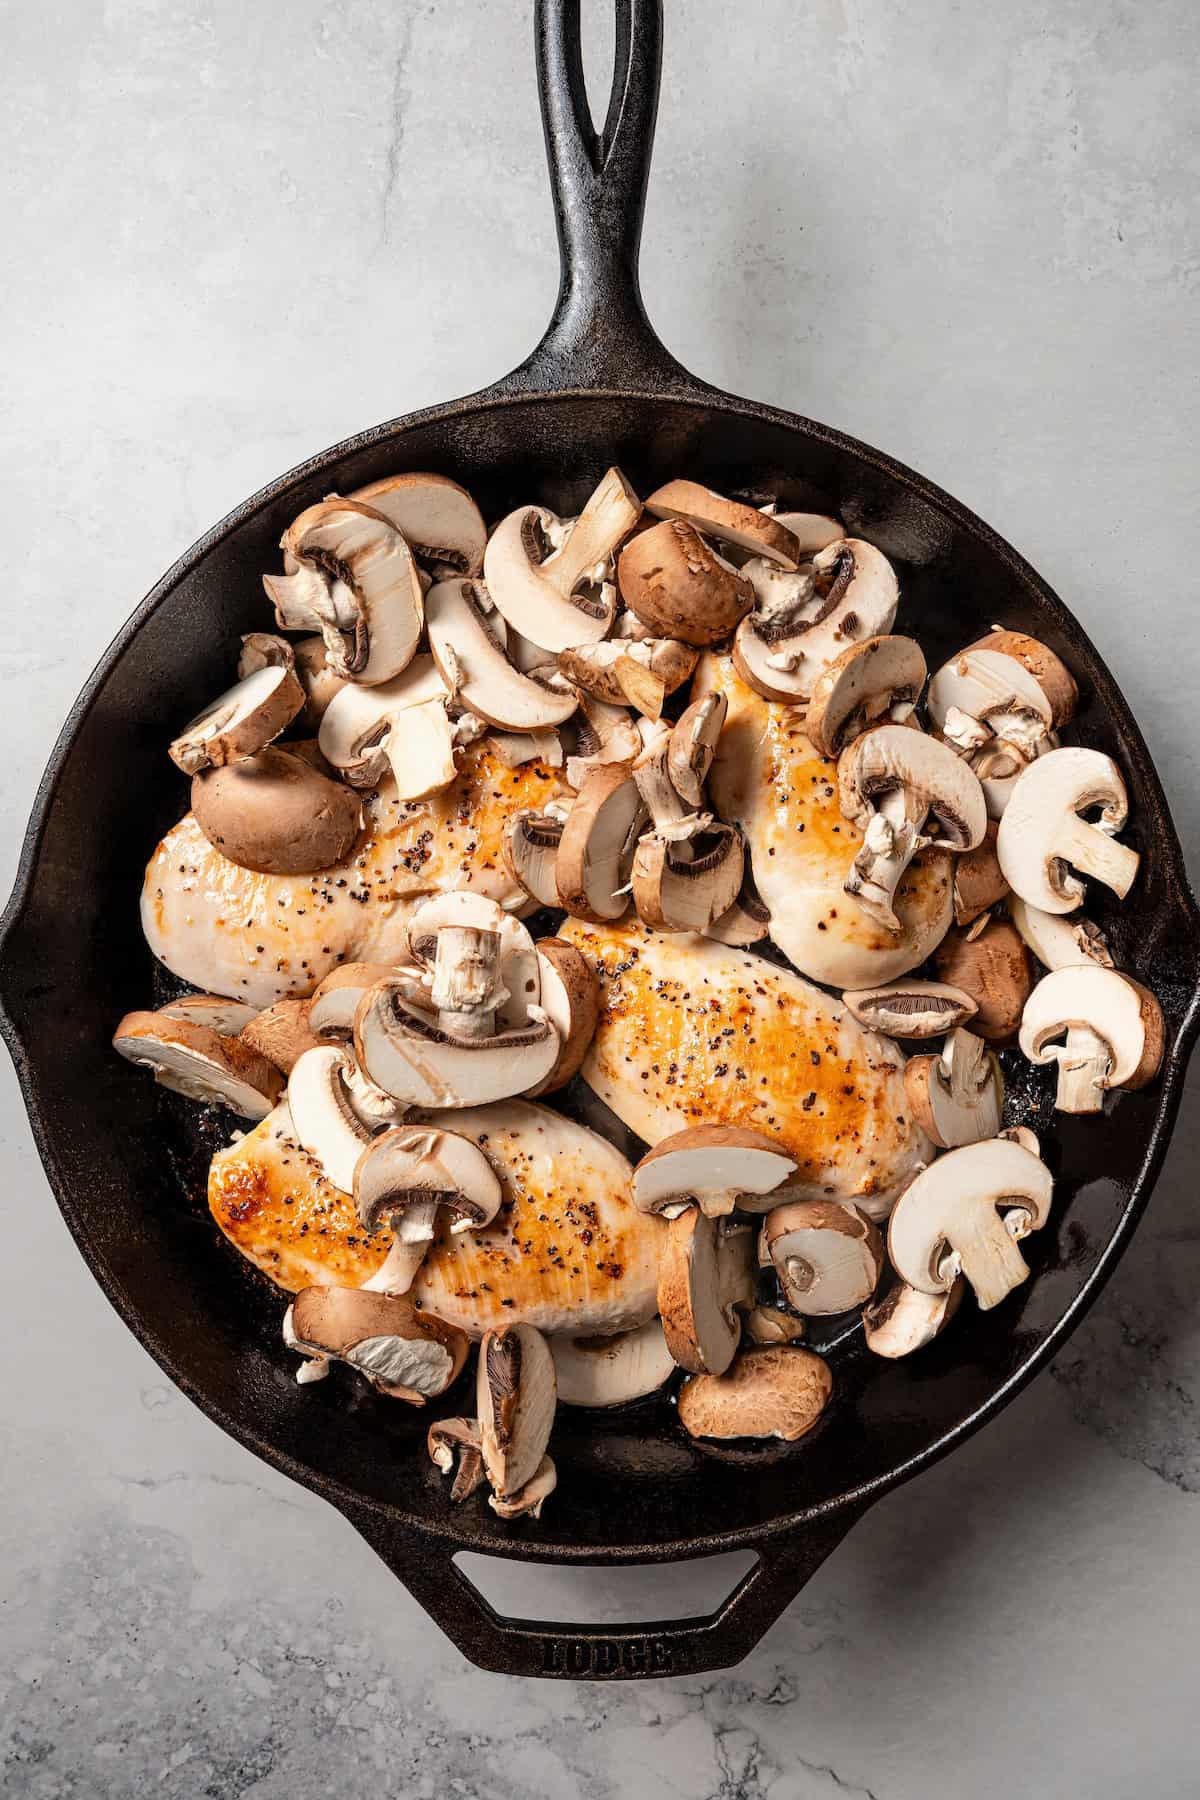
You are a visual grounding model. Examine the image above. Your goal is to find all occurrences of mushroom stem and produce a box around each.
[1052,812,1139,900]
[1053,1024,1112,1114]
[361,1238,431,1296]
[784,1255,816,1295]
[632,736,705,864]
[696,1188,740,1219]
[546,469,640,596]
[947,1216,1033,1312]
[846,786,929,931]
[430,926,506,1039]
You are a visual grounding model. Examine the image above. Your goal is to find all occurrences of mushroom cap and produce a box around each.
[476,1321,558,1497]
[634,1124,800,1217]
[524,938,601,1096]
[863,1279,964,1358]
[618,519,754,647]
[502,810,565,909]
[354,983,560,1108]
[281,498,424,685]
[348,471,486,576]
[840,724,987,852]
[308,961,409,1035]
[733,538,900,704]
[887,1137,1053,1310]
[555,763,645,922]
[762,1199,885,1315]
[631,823,745,935]
[425,579,579,731]
[191,747,361,875]
[112,1011,282,1118]
[1019,964,1164,1092]
[238,997,323,1074]
[677,1346,833,1442]
[803,634,927,759]
[644,480,802,568]
[289,1286,467,1401]
[1007,895,1113,971]
[933,917,1033,1044]
[354,1122,503,1235]
[840,978,978,1039]
[952,820,1009,927]
[169,665,305,775]
[318,654,451,787]
[996,746,1135,912]
[657,1208,750,1375]
[550,1320,675,1408]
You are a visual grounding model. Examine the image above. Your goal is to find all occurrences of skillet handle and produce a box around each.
[499,0,700,397]
[344,1504,865,1679]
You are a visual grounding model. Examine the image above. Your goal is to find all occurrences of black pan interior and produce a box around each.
[6,387,1199,1558]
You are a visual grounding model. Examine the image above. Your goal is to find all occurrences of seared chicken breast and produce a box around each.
[694,654,953,987]
[561,919,931,1219]
[143,739,567,1005]
[208,1099,663,1335]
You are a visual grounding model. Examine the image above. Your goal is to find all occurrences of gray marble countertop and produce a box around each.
[3,2,1198,1794]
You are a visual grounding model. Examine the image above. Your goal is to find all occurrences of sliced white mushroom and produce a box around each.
[839,725,986,932]
[803,635,927,759]
[733,538,899,703]
[286,1044,377,1192]
[1008,894,1114,971]
[477,1322,557,1498]
[524,938,601,1096]
[841,979,978,1039]
[634,1125,800,1220]
[288,1286,468,1402]
[483,469,639,651]
[631,821,744,935]
[349,472,486,576]
[426,1416,486,1501]
[406,891,540,1031]
[771,510,844,557]
[356,1122,503,1294]
[550,1320,675,1408]
[318,657,456,798]
[308,961,415,1035]
[668,691,727,807]
[996,747,1139,911]
[555,763,645,922]
[903,1027,1004,1148]
[278,498,424,685]
[657,1208,753,1375]
[618,519,754,646]
[168,665,305,775]
[862,1279,964,1358]
[761,1201,885,1315]
[558,638,697,718]
[887,1137,1054,1310]
[237,631,294,679]
[677,1346,833,1442]
[1019,964,1164,1113]
[489,726,565,770]
[502,808,567,908]
[156,994,260,1035]
[928,630,1077,758]
[354,982,559,1107]
[425,579,579,732]
[563,692,642,791]
[112,1011,282,1118]
[644,479,801,568]
[703,876,771,947]
[489,1454,558,1519]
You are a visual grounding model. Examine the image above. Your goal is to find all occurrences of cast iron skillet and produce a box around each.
[2,0,1198,1682]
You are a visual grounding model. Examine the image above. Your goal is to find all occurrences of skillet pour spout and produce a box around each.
[2,0,1199,1680]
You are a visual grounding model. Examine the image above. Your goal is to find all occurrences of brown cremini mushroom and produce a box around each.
[658,1210,755,1375]
[677,1347,832,1442]
[191,746,360,874]
[887,1137,1054,1311]
[238,998,323,1073]
[550,1320,675,1408]
[427,1416,486,1501]
[355,1123,503,1293]
[643,479,802,567]
[477,1321,558,1498]
[840,979,978,1039]
[618,519,754,647]
[634,1125,800,1219]
[952,821,1009,927]
[862,1279,964,1358]
[525,938,601,1096]
[349,472,487,577]
[287,1287,467,1401]
[760,1200,885,1315]
[933,916,1033,1044]
[903,1027,1004,1148]
[803,634,927,759]
[112,1011,282,1118]
[555,763,645,923]
[1019,964,1164,1113]
[483,468,639,652]
[168,665,305,775]
[733,538,899,704]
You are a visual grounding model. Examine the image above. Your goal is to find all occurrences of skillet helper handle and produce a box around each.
[345,1506,864,1680]
[507,0,696,395]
